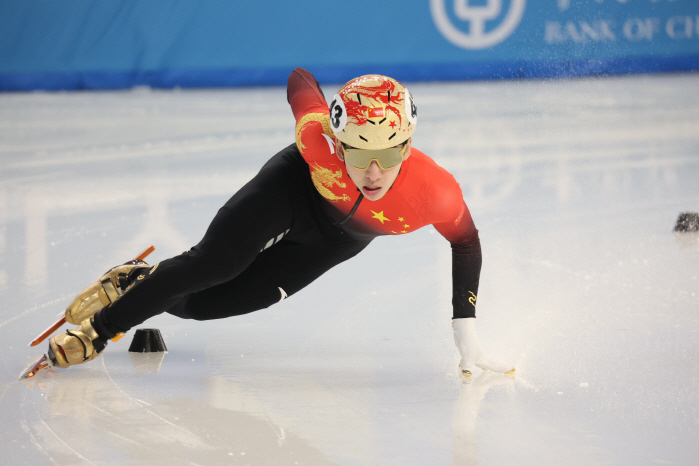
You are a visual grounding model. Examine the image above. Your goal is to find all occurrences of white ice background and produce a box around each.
[1,74,698,465]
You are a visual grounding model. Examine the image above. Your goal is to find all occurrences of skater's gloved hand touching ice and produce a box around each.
[453,318,515,377]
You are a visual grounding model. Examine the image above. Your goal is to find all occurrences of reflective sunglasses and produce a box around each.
[343,144,406,170]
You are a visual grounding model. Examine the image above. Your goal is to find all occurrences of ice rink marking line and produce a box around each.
[0,296,68,330]
[106,429,180,458]
[82,401,113,417]
[105,431,141,446]
[39,418,98,465]
[20,419,53,462]
[99,356,213,449]
[100,357,159,411]
[0,385,9,415]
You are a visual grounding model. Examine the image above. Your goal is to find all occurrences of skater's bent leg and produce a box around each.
[99,145,309,333]
[167,238,371,320]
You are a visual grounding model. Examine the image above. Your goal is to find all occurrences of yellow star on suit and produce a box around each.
[371,210,390,224]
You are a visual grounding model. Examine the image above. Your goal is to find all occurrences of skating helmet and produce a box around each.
[329,75,417,150]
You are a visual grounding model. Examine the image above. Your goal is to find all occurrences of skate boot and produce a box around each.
[65,259,151,324]
[48,315,113,368]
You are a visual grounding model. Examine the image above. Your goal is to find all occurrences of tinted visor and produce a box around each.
[344,146,405,170]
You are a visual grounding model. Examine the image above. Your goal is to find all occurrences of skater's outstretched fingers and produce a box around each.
[475,356,515,374]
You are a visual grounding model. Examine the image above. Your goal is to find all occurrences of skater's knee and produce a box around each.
[167,292,277,321]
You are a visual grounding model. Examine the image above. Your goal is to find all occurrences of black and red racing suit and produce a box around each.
[97,69,481,336]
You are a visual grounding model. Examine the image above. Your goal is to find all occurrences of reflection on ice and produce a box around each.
[452,372,515,465]
[22,367,337,465]
[128,352,167,373]
[674,232,699,250]
[673,212,699,250]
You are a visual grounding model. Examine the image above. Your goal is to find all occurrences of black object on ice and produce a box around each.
[128,328,168,353]
[674,212,699,232]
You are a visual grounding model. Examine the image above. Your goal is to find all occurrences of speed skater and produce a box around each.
[42,68,514,378]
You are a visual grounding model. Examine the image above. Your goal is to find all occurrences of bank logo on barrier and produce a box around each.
[430,0,526,49]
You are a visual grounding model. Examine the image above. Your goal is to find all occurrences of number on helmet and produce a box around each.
[329,94,347,133]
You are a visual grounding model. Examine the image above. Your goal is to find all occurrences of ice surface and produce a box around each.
[1,74,698,465]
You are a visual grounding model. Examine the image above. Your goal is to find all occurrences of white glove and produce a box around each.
[453,318,515,376]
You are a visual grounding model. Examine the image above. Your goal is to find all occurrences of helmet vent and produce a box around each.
[387,90,391,102]
[366,120,376,125]
[378,118,386,124]
[388,132,396,140]
[359,135,368,142]
[357,93,362,104]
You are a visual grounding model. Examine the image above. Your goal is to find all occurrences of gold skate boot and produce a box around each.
[48,318,108,368]
[66,259,151,324]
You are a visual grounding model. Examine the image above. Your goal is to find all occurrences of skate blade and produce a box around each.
[28,316,66,347]
[19,353,52,380]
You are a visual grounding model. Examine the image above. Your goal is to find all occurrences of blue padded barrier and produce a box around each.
[1,0,698,90]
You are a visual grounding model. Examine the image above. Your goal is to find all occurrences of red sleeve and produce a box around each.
[423,163,481,319]
[426,167,478,249]
[433,200,478,247]
[287,68,328,123]
[436,199,482,319]
[287,68,336,163]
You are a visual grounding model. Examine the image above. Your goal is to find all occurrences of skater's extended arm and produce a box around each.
[430,183,482,320]
[448,233,482,319]
[432,195,515,376]
[287,67,327,121]
[287,68,338,166]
